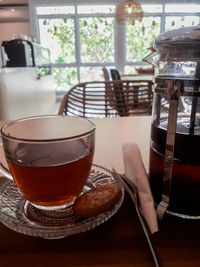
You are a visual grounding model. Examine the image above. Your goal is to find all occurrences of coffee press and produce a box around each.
[143,25,200,220]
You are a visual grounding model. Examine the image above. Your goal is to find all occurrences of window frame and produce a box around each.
[34,4,117,84]
[29,0,200,91]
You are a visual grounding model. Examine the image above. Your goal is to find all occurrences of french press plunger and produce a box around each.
[143,25,200,220]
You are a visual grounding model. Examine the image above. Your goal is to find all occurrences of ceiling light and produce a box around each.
[116,0,143,25]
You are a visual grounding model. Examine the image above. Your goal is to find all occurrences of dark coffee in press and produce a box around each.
[149,117,200,216]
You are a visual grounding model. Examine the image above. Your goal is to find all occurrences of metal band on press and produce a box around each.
[156,80,180,220]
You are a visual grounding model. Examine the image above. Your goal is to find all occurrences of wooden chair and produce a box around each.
[58,80,153,118]
[102,67,154,116]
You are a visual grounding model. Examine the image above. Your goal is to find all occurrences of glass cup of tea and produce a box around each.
[0,115,95,211]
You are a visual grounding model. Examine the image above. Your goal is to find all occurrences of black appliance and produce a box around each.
[1,39,51,70]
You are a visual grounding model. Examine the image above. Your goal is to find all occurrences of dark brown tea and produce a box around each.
[8,142,94,208]
[149,118,200,216]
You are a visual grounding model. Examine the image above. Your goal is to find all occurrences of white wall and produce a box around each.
[0,22,31,44]
[0,68,56,120]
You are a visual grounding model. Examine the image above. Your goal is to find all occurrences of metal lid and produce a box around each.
[155,25,200,47]
[153,25,200,62]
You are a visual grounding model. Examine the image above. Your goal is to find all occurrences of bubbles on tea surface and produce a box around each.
[14,140,88,167]
[159,117,200,135]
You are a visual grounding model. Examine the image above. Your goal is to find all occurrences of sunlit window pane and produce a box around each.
[36,6,75,15]
[80,67,105,82]
[51,67,78,92]
[126,17,161,62]
[165,16,200,31]
[165,4,200,13]
[36,2,200,95]
[39,18,75,64]
[80,18,114,63]
[78,5,115,14]
[141,4,163,13]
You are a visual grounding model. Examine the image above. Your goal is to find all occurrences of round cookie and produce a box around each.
[73,183,122,218]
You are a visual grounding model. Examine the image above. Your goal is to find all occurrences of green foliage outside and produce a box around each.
[42,18,77,91]
[46,18,75,63]
[40,17,159,92]
[79,17,114,63]
[126,17,160,62]
[51,67,78,93]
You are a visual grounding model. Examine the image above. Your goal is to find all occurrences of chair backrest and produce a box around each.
[58,80,153,118]
[109,69,127,116]
[102,67,121,81]
[58,81,119,118]
[110,69,121,81]
[102,67,126,115]
[102,67,116,110]
[102,67,111,81]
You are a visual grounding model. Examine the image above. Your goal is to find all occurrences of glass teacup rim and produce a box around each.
[1,115,96,143]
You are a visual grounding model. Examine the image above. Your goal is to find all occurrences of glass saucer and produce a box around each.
[0,164,124,239]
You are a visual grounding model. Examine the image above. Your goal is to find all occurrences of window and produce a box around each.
[79,17,114,63]
[165,16,200,31]
[34,4,115,93]
[30,1,200,94]
[164,4,200,31]
[39,18,76,64]
[77,5,115,14]
[165,4,200,13]
[124,2,200,74]
[126,17,161,62]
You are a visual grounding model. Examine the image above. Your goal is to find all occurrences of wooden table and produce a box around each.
[121,74,154,82]
[92,116,151,173]
[0,116,200,267]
